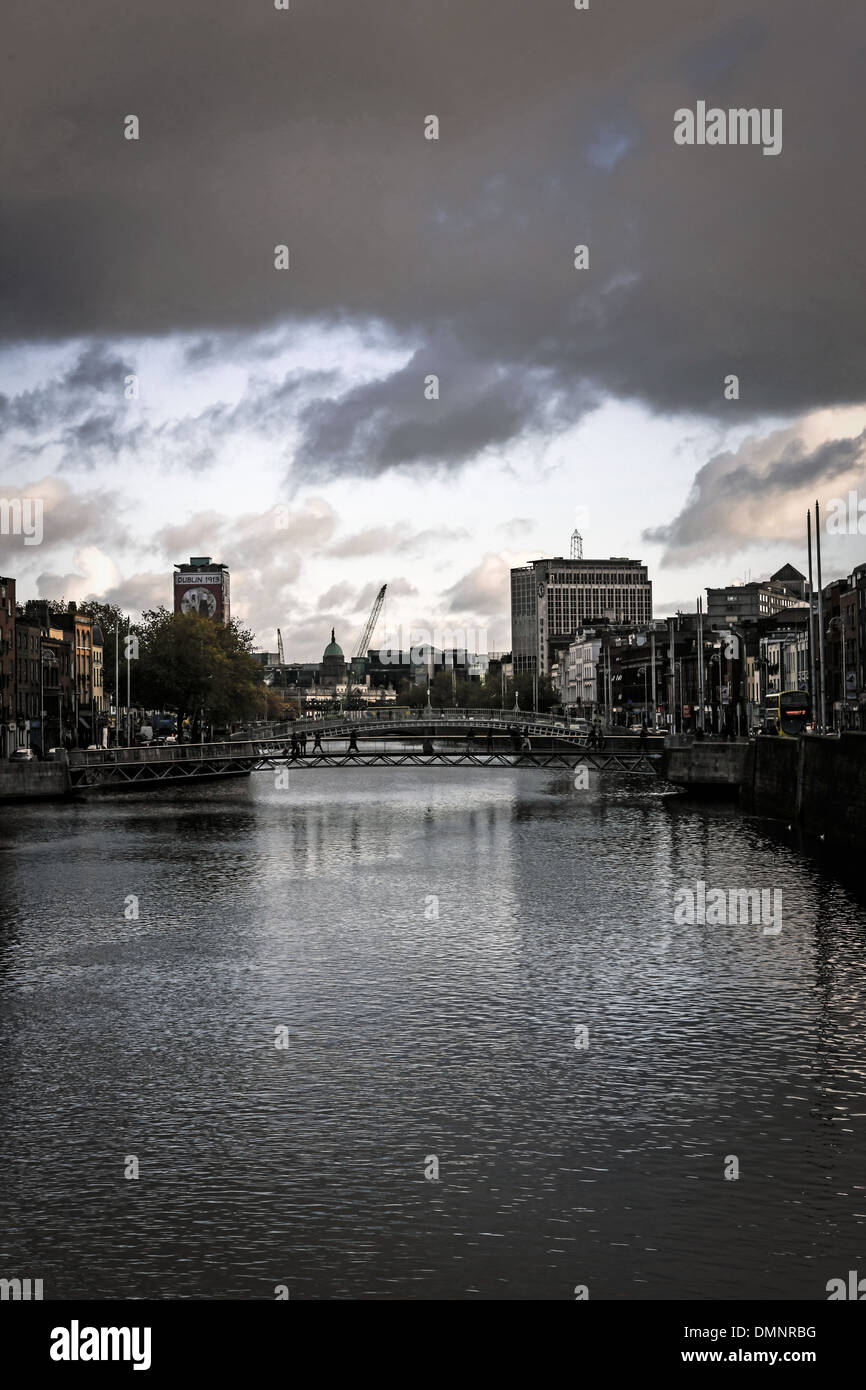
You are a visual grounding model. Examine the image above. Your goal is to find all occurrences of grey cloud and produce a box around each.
[317,582,355,612]
[2,1,863,481]
[327,520,468,559]
[643,425,866,564]
[0,344,133,444]
[440,553,516,623]
[0,475,129,553]
[294,339,586,479]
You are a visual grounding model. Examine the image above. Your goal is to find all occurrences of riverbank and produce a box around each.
[0,757,70,802]
[663,732,866,846]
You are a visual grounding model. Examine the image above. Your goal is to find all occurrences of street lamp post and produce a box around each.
[827,616,849,730]
[637,665,647,721]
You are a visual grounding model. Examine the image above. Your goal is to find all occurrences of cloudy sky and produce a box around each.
[2,0,865,658]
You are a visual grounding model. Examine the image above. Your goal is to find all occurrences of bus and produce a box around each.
[763,690,811,737]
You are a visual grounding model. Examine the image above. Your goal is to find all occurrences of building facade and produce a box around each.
[173,556,231,623]
[511,557,652,678]
[563,631,603,711]
[706,566,808,627]
[0,576,15,756]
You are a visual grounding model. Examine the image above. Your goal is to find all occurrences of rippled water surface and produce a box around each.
[1,768,865,1299]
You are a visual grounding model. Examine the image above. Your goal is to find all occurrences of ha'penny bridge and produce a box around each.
[66,709,664,792]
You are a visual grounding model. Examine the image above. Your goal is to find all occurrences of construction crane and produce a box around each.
[276,628,285,664]
[346,584,386,688]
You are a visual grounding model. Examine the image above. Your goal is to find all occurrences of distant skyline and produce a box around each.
[3,1,865,659]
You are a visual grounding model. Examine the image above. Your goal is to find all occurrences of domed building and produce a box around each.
[321,629,346,687]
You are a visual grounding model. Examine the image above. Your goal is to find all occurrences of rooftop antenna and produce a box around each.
[570,528,583,560]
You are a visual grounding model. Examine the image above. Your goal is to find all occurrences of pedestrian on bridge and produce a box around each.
[290,732,299,760]
[299,731,307,756]
[313,731,323,754]
[348,730,359,754]
[639,719,648,752]
[486,729,495,753]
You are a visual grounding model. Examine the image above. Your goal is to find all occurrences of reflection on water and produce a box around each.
[0,769,865,1299]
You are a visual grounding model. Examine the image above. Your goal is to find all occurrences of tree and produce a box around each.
[132,608,266,737]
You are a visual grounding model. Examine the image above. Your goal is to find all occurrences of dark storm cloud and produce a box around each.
[3,0,865,476]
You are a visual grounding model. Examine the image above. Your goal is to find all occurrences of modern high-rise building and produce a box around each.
[173,556,231,623]
[511,556,652,677]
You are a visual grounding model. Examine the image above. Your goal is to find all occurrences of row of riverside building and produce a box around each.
[510,554,866,732]
[0,579,106,757]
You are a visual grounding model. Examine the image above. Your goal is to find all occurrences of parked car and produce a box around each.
[9,746,34,761]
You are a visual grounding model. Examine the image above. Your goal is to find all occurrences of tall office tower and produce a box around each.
[511,555,653,677]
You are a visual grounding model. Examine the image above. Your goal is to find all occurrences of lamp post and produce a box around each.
[637,665,648,722]
[39,635,44,753]
[728,624,747,737]
[827,616,849,730]
[40,641,58,753]
[126,617,133,747]
[697,598,706,734]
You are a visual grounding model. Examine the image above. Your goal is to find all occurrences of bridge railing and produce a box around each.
[69,739,266,767]
[70,717,590,767]
[235,707,579,738]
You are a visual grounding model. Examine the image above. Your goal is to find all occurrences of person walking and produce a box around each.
[348,729,358,754]
[313,731,323,754]
[290,731,299,760]
[486,728,495,754]
[639,718,648,752]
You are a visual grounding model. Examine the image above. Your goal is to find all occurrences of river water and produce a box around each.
[1,765,865,1300]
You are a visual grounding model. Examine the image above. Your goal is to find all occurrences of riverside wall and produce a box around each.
[665,733,866,847]
[0,759,71,803]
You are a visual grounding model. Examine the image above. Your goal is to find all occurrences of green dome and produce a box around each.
[323,628,343,659]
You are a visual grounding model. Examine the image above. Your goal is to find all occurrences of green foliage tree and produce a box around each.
[132,608,266,737]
